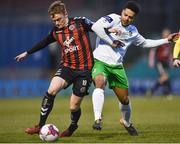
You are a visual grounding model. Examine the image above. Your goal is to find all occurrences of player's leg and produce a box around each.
[60,94,83,137]
[92,74,106,130]
[110,66,138,136]
[60,70,92,137]
[25,67,68,135]
[160,63,171,96]
[113,87,138,136]
[150,62,166,95]
[40,76,67,126]
[92,60,107,130]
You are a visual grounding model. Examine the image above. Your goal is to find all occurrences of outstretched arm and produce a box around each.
[140,33,179,48]
[15,33,56,62]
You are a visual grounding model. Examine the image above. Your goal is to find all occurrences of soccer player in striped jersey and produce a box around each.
[15,0,94,137]
[91,1,178,136]
[173,34,180,67]
[148,28,172,96]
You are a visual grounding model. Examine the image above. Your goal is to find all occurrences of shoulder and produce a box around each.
[108,13,120,19]
[127,25,139,34]
[72,17,93,25]
[102,13,120,24]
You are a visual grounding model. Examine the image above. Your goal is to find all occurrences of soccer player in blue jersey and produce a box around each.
[91,1,178,136]
[15,0,94,137]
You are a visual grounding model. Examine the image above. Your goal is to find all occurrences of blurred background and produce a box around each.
[0,0,180,98]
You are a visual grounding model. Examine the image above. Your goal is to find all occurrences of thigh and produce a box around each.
[72,70,92,97]
[108,66,129,89]
[92,59,108,79]
[55,66,74,88]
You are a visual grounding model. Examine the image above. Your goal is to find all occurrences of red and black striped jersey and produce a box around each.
[156,43,171,62]
[26,17,94,71]
[52,17,94,71]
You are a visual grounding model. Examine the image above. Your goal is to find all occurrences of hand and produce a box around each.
[111,40,125,48]
[167,33,180,42]
[173,59,180,67]
[108,28,122,35]
[14,51,28,62]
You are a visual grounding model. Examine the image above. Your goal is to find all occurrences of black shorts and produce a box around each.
[55,66,92,97]
[156,61,169,75]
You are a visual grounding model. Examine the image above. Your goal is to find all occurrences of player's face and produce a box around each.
[51,13,68,29]
[121,8,136,27]
[162,29,171,38]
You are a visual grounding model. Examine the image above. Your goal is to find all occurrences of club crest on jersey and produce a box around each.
[69,24,75,31]
[103,16,113,23]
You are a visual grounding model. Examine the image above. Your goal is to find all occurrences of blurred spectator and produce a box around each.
[147,28,172,96]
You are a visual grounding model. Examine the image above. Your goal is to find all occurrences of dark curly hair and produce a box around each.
[123,1,141,15]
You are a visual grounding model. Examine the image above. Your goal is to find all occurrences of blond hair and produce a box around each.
[48,1,67,16]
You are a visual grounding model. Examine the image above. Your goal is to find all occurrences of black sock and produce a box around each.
[39,92,55,127]
[163,80,171,95]
[70,108,81,126]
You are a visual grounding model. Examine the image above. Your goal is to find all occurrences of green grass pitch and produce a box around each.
[0,96,180,143]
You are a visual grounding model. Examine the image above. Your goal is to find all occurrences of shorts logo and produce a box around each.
[80,87,86,93]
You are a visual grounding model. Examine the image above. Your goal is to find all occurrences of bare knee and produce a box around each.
[47,89,58,96]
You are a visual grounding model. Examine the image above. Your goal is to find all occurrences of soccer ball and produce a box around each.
[39,124,59,142]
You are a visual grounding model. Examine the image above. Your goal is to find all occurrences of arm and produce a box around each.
[91,15,115,46]
[15,33,56,62]
[140,33,179,48]
[140,39,169,48]
[81,17,94,32]
[148,48,156,68]
[92,15,125,48]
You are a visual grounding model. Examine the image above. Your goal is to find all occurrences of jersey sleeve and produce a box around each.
[91,14,119,45]
[81,17,94,31]
[96,13,119,29]
[132,33,146,46]
[27,28,56,54]
[132,28,170,48]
